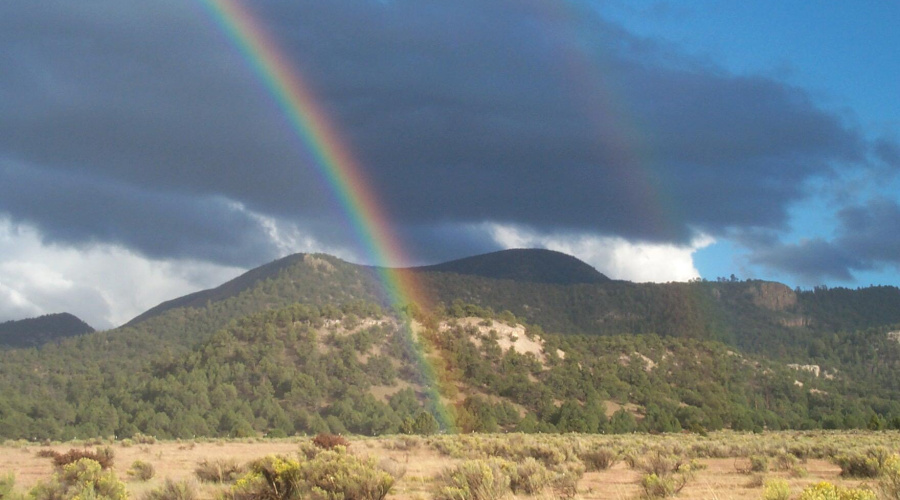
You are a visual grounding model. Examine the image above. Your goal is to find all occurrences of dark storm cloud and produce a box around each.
[274,0,871,242]
[0,160,277,266]
[836,199,900,264]
[750,198,900,283]
[749,238,860,283]
[0,0,890,266]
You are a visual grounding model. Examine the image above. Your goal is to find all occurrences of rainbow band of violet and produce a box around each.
[197,0,454,431]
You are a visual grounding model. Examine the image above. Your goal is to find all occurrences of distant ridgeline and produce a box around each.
[0,250,899,440]
[0,313,94,348]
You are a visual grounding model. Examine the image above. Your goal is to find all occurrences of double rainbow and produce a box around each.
[198,0,450,429]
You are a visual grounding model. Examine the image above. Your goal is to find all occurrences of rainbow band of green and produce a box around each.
[198,0,422,306]
[198,0,453,430]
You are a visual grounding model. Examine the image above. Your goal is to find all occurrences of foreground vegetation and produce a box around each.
[2,431,900,500]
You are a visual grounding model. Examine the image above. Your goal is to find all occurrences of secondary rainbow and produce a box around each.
[197,0,450,427]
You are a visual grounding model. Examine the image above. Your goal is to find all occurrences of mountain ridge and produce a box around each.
[412,248,610,285]
[0,312,95,348]
[124,248,609,327]
[120,248,900,354]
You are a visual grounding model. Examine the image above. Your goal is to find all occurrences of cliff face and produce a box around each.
[749,282,798,311]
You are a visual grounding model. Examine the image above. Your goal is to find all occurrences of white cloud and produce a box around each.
[0,218,247,329]
[0,209,715,331]
[0,201,367,330]
[227,202,361,263]
[484,223,714,283]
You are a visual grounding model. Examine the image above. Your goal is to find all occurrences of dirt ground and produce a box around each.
[0,436,879,500]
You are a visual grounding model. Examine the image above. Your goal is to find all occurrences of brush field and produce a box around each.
[3,431,900,500]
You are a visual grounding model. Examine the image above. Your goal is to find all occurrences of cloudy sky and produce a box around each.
[2,1,899,329]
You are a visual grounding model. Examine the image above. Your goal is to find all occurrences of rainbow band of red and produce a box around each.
[198,0,452,430]
[198,0,426,309]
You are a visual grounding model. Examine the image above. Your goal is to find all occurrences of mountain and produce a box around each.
[125,254,333,326]
[414,248,610,284]
[121,249,900,360]
[0,312,94,348]
[1,249,900,440]
[123,248,607,329]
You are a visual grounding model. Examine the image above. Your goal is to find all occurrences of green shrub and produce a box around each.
[835,447,893,478]
[231,452,395,500]
[579,447,619,471]
[788,444,811,461]
[552,460,585,499]
[434,459,512,500]
[763,478,790,500]
[508,458,553,495]
[128,460,155,481]
[30,458,127,500]
[745,473,765,488]
[640,473,690,499]
[195,458,244,483]
[298,450,394,500]
[750,455,769,473]
[230,456,303,500]
[636,452,691,477]
[384,436,421,451]
[133,433,157,444]
[790,465,809,478]
[879,455,900,500]
[297,441,321,460]
[834,454,881,478]
[774,453,799,471]
[1,473,22,500]
[798,482,875,500]
[143,479,198,500]
[523,442,568,467]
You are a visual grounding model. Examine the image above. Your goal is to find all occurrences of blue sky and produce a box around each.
[603,1,900,286]
[1,0,899,327]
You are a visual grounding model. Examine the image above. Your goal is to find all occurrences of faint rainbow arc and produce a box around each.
[198,0,450,428]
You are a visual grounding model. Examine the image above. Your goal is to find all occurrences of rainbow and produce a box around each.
[197,0,452,429]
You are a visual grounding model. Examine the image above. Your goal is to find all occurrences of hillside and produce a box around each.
[125,253,384,327]
[0,312,94,348]
[1,249,900,439]
[121,250,900,363]
[2,301,899,440]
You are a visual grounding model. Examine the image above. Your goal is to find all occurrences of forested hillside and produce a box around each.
[421,271,900,360]
[1,250,900,440]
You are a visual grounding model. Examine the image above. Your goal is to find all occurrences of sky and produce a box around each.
[2,1,899,329]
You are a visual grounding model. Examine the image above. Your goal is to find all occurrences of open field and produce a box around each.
[2,431,899,500]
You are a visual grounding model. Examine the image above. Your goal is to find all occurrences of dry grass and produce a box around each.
[0,431,896,500]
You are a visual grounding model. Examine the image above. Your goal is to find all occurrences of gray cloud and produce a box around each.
[0,0,892,269]
[749,198,900,283]
[836,198,900,264]
[0,160,278,266]
[749,238,860,283]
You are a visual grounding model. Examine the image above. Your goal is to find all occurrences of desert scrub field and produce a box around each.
[1,431,899,500]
